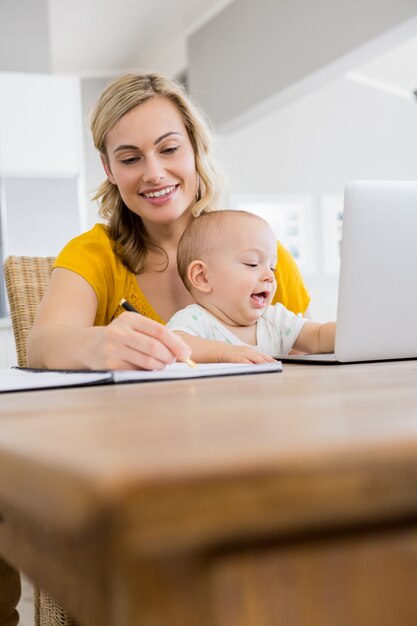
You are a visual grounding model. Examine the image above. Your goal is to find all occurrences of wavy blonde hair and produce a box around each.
[90,72,224,273]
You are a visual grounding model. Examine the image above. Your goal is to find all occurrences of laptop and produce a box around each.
[279,180,417,364]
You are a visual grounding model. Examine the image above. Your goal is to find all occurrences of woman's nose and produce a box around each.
[143,156,165,184]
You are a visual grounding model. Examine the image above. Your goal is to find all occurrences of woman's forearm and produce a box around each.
[28,314,192,371]
[27,325,105,370]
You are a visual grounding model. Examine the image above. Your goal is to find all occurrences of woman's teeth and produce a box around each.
[143,185,176,198]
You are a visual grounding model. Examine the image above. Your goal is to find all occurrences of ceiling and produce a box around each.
[350,34,417,97]
[48,0,417,100]
[48,0,234,77]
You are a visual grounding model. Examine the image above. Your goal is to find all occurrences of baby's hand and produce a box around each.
[219,344,275,364]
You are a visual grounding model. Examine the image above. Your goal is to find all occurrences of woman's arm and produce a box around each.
[27,268,191,370]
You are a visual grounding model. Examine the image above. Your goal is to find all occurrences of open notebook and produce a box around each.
[279,179,417,364]
[0,361,282,393]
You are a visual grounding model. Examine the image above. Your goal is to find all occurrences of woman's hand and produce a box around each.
[89,312,193,371]
[28,269,192,371]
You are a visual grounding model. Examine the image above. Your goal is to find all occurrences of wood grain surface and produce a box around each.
[1,361,417,625]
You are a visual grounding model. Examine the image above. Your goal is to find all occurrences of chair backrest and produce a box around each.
[3,256,55,367]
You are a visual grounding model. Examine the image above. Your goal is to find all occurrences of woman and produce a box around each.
[27,73,310,370]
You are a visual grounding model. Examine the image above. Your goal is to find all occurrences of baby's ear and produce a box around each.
[187,260,212,293]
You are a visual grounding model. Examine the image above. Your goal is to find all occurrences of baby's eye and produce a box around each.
[244,263,258,268]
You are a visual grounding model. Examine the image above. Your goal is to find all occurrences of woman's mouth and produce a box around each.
[141,185,178,204]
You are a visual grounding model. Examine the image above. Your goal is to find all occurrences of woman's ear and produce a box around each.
[101,155,116,184]
[187,260,212,293]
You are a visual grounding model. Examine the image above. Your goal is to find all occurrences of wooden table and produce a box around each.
[1,360,417,626]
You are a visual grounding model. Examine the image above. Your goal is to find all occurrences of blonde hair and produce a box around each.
[90,72,224,273]
[177,210,265,289]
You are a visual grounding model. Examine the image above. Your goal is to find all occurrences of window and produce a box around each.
[320,195,343,275]
[230,194,316,275]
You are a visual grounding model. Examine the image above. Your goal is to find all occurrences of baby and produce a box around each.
[167,210,335,363]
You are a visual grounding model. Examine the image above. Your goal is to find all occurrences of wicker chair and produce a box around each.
[3,255,77,626]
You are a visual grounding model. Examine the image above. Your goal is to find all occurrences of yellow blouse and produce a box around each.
[54,223,310,326]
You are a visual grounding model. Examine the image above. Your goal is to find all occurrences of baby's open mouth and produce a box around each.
[250,291,269,306]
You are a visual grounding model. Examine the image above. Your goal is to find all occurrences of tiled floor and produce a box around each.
[18,576,34,626]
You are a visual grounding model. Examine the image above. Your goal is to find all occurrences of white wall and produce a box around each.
[0,319,17,367]
[219,76,417,320]
[80,76,115,227]
[0,72,86,260]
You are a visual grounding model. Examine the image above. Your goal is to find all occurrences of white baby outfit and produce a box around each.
[167,303,307,356]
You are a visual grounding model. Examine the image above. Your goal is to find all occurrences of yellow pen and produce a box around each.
[119,298,197,369]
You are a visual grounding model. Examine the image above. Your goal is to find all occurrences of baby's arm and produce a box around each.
[167,306,275,363]
[293,321,336,354]
[174,332,275,364]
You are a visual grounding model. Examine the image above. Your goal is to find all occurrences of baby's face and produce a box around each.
[203,216,277,326]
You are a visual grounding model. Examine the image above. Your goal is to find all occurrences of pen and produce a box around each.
[119,298,197,369]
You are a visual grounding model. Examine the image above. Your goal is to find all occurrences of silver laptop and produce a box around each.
[280,180,417,364]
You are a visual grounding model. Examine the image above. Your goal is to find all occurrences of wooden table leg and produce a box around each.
[0,559,21,626]
[110,554,211,626]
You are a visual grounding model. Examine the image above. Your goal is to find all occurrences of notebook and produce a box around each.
[0,361,282,393]
[279,180,417,364]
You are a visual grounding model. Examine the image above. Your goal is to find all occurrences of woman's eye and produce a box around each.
[120,156,140,165]
[162,146,179,155]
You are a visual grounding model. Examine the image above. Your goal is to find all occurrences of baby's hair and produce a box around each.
[177,210,267,289]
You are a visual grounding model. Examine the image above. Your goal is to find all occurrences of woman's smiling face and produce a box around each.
[102,96,198,228]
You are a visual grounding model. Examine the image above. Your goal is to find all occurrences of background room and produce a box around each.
[1,0,417,368]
